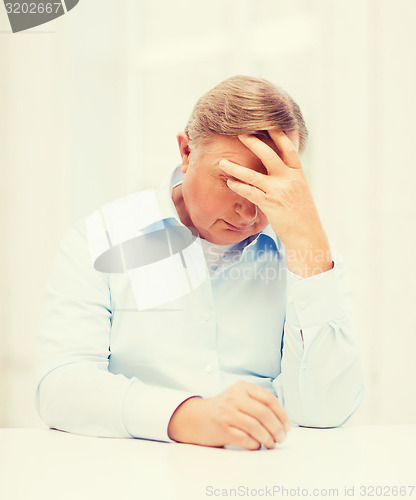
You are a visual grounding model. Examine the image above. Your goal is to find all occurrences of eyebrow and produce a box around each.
[217,172,240,183]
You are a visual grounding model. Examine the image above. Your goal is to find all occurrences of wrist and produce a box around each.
[168,396,205,443]
[284,232,333,278]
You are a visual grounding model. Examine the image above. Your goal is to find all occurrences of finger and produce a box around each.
[219,159,268,192]
[238,134,285,176]
[234,409,278,448]
[227,426,262,451]
[226,178,266,207]
[238,398,286,444]
[246,384,291,433]
[268,129,302,169]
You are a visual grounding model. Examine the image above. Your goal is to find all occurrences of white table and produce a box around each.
[1,425,415,500]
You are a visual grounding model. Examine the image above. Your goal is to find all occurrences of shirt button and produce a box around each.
[203,312,211,321]
[301,363,307,370]
[287,296,293,304]
[299,301,308,310]
[205,365,213,373]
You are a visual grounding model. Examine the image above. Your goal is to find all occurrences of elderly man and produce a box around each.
[35,75,364,450]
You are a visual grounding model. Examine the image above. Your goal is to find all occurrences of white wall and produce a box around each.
[1,0,415,428]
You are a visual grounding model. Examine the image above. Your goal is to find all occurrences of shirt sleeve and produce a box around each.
[34,220,197,442]
[272,249,365,427]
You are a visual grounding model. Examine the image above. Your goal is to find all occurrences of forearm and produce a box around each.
[276,321,364,427]
[36,362,196,441]
[273,255,364,427]
[284,217,333,278]
[36,362,133,438]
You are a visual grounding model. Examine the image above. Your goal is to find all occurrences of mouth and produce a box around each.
[223,220,254,232]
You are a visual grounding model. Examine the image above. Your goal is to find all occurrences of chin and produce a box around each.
[210,231,254,245]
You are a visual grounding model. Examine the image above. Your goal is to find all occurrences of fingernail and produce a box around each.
[276,429,287,443]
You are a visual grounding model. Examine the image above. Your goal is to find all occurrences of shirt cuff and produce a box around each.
[122,378,199,442]
[285,260,347,329]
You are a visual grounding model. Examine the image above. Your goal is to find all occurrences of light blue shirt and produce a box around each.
[35,166,364,442]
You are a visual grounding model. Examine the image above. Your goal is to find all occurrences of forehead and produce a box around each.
[197,135,274,173]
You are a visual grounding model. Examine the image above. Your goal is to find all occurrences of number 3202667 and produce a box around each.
[5,3,63,14]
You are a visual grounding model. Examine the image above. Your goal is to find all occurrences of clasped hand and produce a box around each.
[168,381,290,450]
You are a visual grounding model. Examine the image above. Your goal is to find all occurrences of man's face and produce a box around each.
[174,134,273,245]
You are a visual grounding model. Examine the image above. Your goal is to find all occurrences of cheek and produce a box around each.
[190,187,230,220]
[205,194,234,220]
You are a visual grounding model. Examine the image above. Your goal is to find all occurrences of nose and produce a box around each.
[234,198,258,223]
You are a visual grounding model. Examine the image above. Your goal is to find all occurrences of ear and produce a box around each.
[176,132,191,173]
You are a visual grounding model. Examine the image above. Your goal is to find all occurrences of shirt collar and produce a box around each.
[153,165,183,222]
[258,223,282,252]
